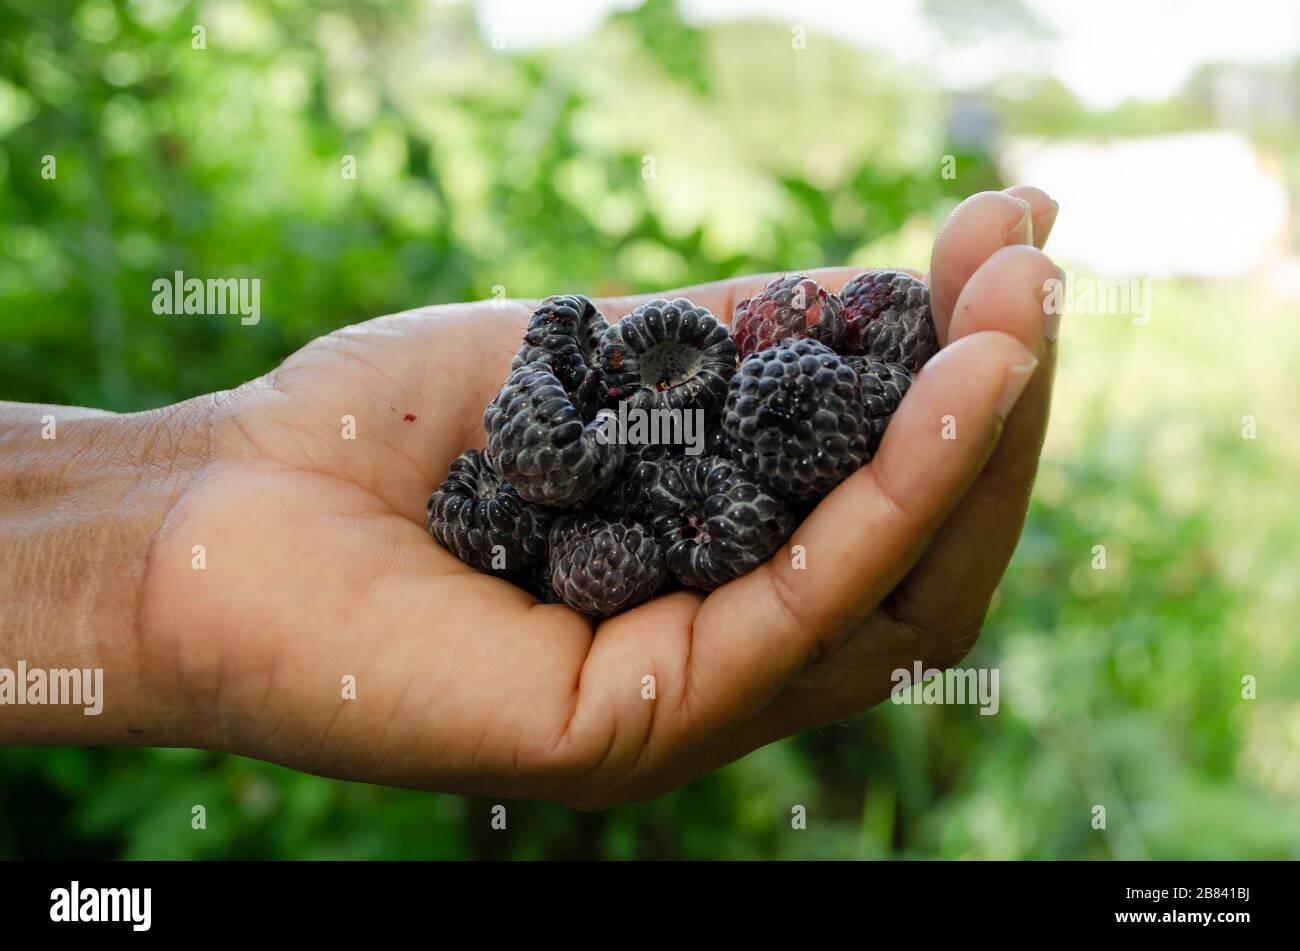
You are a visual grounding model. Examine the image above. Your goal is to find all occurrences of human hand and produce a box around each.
[5,187,1060,809]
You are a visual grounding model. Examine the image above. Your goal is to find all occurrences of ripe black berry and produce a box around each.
[598,298,735,415]
[722,338,869,502]
[585,441,683,521]
[547,513,668,617]
[512,294,609,419]
[846,357,913,456]
[840,270,938,374]
[427,449,555,571]
[484,362,625,508]
[647,455,796,590]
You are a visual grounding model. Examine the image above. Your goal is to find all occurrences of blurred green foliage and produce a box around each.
[2,0,1298,859]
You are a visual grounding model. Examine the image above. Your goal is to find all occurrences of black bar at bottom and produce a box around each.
[0,859,1276,937]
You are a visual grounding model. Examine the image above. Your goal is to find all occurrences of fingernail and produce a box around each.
[1002,199,1032,246]
[996,357,1038,419]
[1033,199,1060,248]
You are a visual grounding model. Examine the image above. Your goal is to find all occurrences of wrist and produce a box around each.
[0,400,212,746]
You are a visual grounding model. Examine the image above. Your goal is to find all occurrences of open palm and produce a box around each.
[138,187,1061,808]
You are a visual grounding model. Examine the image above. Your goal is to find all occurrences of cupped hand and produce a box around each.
[138,187,1061,808]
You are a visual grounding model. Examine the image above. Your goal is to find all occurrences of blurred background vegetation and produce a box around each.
[2,0,1298,858]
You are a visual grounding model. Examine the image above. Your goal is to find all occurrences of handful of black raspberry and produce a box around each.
[427,271,939,617]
